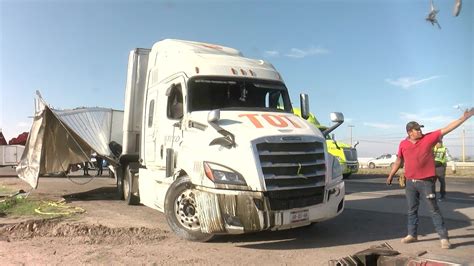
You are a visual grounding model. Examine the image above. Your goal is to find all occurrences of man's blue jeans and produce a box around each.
[405,177,448,239]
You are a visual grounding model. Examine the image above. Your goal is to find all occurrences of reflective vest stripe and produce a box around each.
[434,147,447,164]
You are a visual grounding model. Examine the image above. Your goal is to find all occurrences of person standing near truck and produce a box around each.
[96,156,104,176]
[433,141,455,201]
[83,161,90,176]
[386,108,474,249]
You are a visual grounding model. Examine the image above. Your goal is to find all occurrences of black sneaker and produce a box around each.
[438,196,445,202]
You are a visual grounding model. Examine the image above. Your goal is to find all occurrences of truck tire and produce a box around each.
[343,173,351,179]
[123,165,140,205]
[164,176,214,242]
[368,162,375,169]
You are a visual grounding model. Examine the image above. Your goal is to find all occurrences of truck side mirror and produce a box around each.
[299,93,310,120]
[208,109,220,123]
[322,112,345,137]
[330,112,344,123]
[354,141,359,148]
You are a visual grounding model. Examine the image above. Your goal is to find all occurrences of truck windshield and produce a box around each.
[188,78,292,112]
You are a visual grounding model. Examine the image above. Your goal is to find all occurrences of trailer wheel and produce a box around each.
[123,165,140,205]
[164,176,213,242]
[368,162,375,169]
[115,166,124,200]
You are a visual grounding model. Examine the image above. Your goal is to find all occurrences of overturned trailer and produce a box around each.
[16,92,123,188]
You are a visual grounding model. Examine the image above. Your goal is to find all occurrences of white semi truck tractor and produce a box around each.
[117,39,345,241]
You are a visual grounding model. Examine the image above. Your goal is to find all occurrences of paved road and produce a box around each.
[342,174,474,264]
[345,174,474,222]
[347,174,474,200]
[2,169,474,265]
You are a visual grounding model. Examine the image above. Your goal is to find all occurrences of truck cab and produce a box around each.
[293,108,359,178]
[324,134,359,178]
[119,39,346,241]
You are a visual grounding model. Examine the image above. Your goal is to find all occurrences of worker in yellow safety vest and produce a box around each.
[433,141,455,201]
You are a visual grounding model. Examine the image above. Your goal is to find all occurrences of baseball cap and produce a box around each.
[406,121,424,132]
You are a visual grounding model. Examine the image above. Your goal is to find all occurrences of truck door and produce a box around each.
[156,76,186,170]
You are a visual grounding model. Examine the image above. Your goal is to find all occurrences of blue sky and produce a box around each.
[1,0,473,158]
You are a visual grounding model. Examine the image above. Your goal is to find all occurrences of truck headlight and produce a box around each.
[204,162,247,186]
[332,158,343,180]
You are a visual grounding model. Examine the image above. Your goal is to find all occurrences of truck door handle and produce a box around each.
[160,145,164,159]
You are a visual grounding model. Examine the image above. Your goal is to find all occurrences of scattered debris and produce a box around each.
[34,199,85,216]
[329,242,460,266]
[453,0,462,17]
[426,0,441,29]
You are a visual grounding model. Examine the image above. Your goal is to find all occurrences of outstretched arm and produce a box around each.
[441,108,474,136]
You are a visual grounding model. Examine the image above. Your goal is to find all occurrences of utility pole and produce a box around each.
[461,126,465,162]
[348,125,354,147]
[454,105,466,162]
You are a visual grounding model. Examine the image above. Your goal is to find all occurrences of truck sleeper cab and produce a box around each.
[119,39,345,241]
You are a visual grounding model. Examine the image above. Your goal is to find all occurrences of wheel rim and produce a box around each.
[174,189,201,231]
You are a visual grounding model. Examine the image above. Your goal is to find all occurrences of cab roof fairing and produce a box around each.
[147,39,283,85]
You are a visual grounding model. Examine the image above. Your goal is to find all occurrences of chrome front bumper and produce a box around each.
[194,181,345,234]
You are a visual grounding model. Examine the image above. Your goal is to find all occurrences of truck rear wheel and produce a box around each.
[123,165,140,205]
[368,162,375,169]
[164,176,213,242]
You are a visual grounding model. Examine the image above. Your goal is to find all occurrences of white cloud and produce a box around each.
[363,122,397,129]
[263,46,330,59]
[285,46,329,58]
[16,121,31,128]
[264,50,280,57]
[399,112,453,123]
[385,75,441,89]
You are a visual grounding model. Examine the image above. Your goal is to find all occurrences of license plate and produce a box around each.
[290,209,309,223]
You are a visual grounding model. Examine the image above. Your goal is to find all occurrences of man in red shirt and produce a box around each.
[387,108,473,249]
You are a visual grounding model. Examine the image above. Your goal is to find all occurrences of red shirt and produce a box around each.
[397,130,441,180]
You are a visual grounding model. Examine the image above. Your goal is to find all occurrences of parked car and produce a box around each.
[367,154,397,168]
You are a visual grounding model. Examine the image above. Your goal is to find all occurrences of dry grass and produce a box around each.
[357,167,474,178]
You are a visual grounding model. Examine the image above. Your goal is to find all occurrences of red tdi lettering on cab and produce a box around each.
[238,114,301,128]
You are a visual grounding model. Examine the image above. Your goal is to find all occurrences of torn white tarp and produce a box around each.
[16,92,123,188]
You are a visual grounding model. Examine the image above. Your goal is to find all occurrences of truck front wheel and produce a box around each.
[164,176,213,242]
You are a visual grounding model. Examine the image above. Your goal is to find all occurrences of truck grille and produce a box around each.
[256,141,326,190]
[264,187,325,211]
[343,148,358,162]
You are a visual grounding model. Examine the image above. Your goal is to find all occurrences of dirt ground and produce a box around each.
[1,167,473,265]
